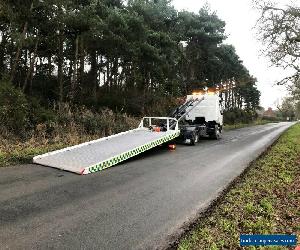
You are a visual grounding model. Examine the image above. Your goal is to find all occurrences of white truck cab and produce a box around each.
[177,92,224,144]
[185,93,223,126]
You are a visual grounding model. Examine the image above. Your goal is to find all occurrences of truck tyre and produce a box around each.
[194,134,199,143]
[190,138,195,145]
[190,133,198,145]
[209,126,221,140]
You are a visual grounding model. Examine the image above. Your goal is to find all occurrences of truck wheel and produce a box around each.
[190,133,199,145]
[210,126,221,140]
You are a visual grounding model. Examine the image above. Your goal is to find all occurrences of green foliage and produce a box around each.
[262,116,284,122]
[0,0,261,128]
[58,106,138,135]
[27,97,57,125]
[276,96,297,120]
[0,80,28,133]
[223,108,257,124]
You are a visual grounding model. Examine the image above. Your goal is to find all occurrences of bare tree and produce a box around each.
[254,0,300,85]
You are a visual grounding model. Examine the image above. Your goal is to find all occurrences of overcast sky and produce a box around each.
[172,0,290,109]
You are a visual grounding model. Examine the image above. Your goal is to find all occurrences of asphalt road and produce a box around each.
[0,122,294,250]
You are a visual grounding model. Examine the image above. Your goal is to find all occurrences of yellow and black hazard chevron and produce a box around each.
[85,131,180,174]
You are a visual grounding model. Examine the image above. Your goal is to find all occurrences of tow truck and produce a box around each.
[175,92,224,145]
[33,90,224,174]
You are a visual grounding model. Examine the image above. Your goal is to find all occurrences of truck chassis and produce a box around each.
[178,122,222,145]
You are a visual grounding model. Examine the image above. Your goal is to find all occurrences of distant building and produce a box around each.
[263,107,276,117]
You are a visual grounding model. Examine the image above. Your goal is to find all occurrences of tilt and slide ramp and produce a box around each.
[169,95,204,128]
[33,96,204,175]
[33,117,180,175]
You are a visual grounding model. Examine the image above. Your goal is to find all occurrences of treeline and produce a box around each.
[0,0,260,123]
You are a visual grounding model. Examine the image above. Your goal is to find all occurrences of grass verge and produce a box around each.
[0,134,101,167]
[223,119,276,131]
[177,123,300,250]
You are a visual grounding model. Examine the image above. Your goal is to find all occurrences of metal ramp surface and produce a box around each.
[33,117,179,175]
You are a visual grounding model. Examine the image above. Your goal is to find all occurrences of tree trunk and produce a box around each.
[58,33,64,103]
[79,35,84,85]
[0,33,7,78]
[70,35,79,100]
[29,57,37,94]
[90,49,98,102]
[10,1,34,83]
[106,58,110,92]
[224,82,229,110]
[23,37,38,93]
[48,55,52,77]
[113,57,119,88]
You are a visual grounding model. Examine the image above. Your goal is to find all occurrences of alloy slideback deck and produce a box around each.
[33,117,179,175]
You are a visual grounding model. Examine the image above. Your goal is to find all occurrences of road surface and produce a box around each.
[0,122,294,250]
